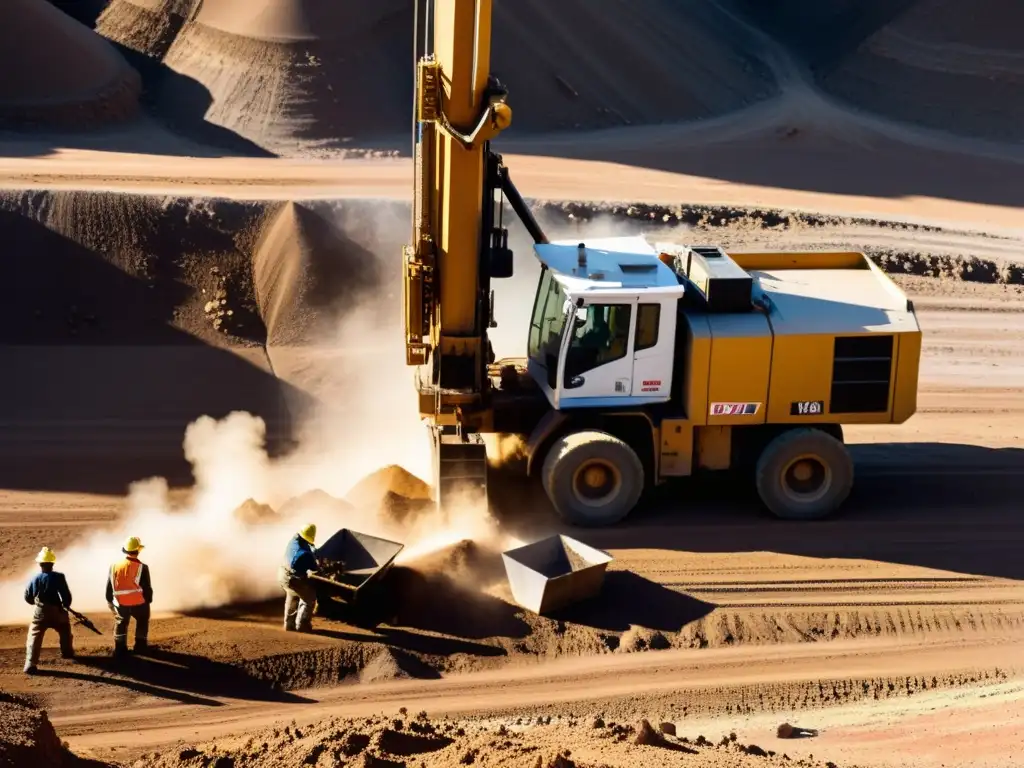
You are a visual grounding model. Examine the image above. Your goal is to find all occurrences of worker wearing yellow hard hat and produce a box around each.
[278,523,319,632]
[23,547,75,674]
[105,536,153,658]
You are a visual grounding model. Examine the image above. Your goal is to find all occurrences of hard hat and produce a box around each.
[298,523,316,545]
[35,547,56,564]
[122,536,144,553]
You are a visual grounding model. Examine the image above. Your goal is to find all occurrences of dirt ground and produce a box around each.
[0,2,1022,767]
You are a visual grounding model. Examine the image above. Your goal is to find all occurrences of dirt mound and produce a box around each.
[344,465,433,526]
[377,558,528,642]
[139,715,458,768]
[0,0,141,129]
[96,0,195,61]
[134,712,817,767]
[277,489,353,520]
[822,0,1024,141]
[253,201,384,345]
[347,466,432,504]
[152,2,409,153]
[109,0,773,153]
[232,498,277,525]
[403,539,506,586]
[0,691,81,767]
[0,190,269,346]
[359,647,440,684]
[616,625,671,654]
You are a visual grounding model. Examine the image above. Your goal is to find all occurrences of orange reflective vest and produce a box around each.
[109,557,145,607]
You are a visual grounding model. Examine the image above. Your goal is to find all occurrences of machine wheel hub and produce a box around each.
[781,454,831,503]
[572,460,621,507]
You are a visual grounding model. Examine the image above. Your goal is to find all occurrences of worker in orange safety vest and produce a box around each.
[104,536,153,657]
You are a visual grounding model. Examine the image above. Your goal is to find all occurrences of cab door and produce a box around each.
[557,300,637,406]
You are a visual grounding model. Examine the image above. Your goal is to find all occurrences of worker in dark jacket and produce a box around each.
[105,536,153,657]
[278,523,319,632]
[23,547,74,674]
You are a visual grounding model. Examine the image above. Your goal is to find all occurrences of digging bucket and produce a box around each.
[502,534,613,614]
[312,528,405,603]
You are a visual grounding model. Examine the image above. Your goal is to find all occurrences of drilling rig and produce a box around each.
[404,0,922,527]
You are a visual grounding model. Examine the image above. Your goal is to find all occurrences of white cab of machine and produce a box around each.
[527,236,685,411]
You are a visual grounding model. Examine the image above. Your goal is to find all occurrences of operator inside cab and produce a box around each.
[576,310,610,349]
[565,305,631,381]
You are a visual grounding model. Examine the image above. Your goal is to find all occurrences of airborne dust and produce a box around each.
[0,204,646,622]
[0,290,522,624]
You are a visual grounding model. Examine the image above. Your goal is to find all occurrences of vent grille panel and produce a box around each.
[831,335,893,413]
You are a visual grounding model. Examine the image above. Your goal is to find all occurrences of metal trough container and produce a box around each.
[310,528,404,604]
[502,534,613,614]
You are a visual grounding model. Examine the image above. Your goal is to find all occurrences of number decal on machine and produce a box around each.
[790,400,824,415]
[709,402,760,416]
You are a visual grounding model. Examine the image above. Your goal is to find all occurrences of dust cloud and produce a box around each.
[0,207,646,623]
[0,285,516,625]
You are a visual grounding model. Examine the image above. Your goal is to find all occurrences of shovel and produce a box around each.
[67,608,103,635]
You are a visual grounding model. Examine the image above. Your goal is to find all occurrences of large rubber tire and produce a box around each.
[755,428,853,520]
[541,430,644,527]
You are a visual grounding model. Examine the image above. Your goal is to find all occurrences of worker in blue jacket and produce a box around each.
[278,523,319,632]
[23,547,75,674]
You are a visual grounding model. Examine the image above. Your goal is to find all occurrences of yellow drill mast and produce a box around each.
[403,0,545,510]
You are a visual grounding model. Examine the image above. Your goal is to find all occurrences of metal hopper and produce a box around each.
[309,528,404,606]
[502,534,613,614]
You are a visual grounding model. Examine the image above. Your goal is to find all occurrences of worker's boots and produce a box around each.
[112,638,130,660]
[295,605,313,633]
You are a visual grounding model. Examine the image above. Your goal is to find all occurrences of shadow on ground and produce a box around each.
[489,443,1024,581]
[46,0,111,29]
[33,666,220,707]
[119,43,276,159]
[182,595,511,659]
[315,625,506,661]
[320,565,532,642]
[550,571,717,634]
[74,647,314,703]
[725,0,918,73]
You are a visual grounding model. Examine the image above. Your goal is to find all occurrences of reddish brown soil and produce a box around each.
[0,691,81,767]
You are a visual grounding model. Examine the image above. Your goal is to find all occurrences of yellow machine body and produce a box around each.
[657,249,921,478]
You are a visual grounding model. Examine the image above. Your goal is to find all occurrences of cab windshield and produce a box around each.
[527,269,569,386]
